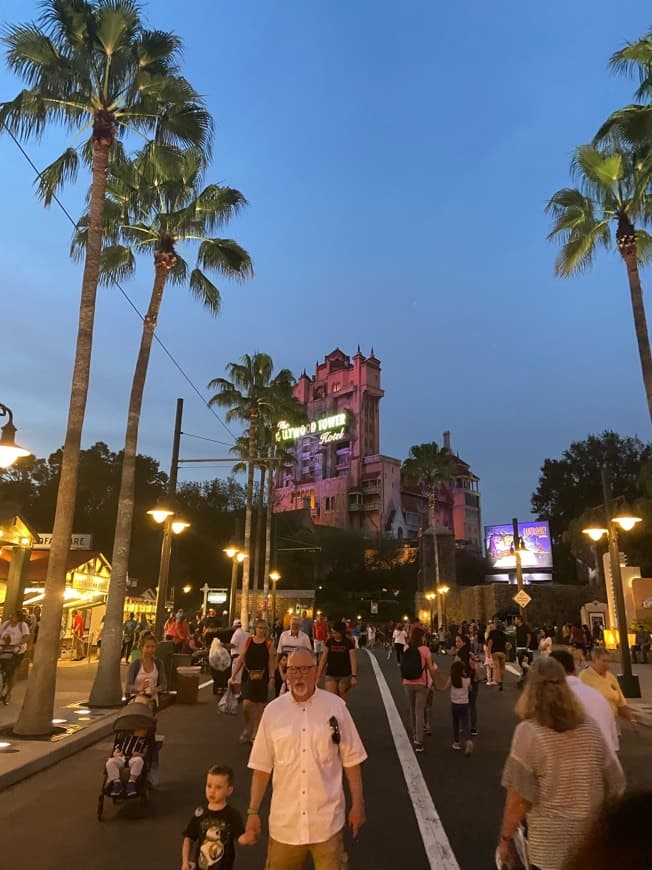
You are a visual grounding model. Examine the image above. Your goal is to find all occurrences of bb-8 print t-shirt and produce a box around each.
[183,805,244,870]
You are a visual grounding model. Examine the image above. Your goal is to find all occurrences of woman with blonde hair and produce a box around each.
[497,656,625,870]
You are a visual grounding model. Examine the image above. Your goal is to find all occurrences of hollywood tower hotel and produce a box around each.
[273,347,482,546]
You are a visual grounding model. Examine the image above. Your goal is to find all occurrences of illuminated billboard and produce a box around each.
[484,521,552,570]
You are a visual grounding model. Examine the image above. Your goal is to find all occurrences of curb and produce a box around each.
[0,712,117,792]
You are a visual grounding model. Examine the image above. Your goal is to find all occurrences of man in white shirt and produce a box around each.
[277,617,312,656]
[242,647,367,868]
[229,620,250,690]
[0,611,30,701]
[551,649,619,754]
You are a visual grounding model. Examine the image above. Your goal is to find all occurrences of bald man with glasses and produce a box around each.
[241,648,367,868]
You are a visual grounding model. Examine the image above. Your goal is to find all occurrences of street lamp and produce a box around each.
[0,404,31,468]
[581,468,642,698]
[149,504,190,637]
[425,591,436,632]
[437,584,450,628]
[224,547,246,625]
[182,584,192,594]
[269,570,281,628]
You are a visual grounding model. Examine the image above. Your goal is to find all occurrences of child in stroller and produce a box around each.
[98,706,156,818]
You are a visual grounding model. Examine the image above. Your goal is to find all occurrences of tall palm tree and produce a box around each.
[81,148,251,707]
[1,0,212,737]
[547,145,652,422]
[402,442,456,594]
[229,434,266,610]
[208,355,296,627]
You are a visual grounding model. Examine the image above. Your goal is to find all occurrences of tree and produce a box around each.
[208,355,296,626]
[531,431,652,582]
[402,442,455,594]
[546,144,652,423]
[85,148,251,707]
[1,0,212,736]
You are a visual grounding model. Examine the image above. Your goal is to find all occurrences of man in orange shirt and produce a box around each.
[72,609,85,660]
[313,615,329,656]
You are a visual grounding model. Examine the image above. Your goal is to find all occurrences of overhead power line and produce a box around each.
[1,123,237,444]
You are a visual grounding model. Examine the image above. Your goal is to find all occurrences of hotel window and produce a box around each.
[333,383,341,392]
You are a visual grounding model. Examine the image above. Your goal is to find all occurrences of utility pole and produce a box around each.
[153,398,183,637]
[601,469,640,698]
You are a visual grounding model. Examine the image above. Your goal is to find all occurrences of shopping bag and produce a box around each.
[495,826,530,869]
[217,687,238,715]
[209,638,231,671]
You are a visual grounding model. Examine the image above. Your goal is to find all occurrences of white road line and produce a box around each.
[367,650,460,870]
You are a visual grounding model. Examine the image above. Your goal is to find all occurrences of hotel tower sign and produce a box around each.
[276,413,347,445]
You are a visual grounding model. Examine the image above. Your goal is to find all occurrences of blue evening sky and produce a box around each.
[1,0,650,528]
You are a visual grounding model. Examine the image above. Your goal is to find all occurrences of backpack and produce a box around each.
[400,645,424,680]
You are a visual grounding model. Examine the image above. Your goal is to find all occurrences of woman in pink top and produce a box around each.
[402,626,439,753]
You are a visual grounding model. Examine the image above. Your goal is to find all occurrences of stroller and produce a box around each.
[97,703,157,820]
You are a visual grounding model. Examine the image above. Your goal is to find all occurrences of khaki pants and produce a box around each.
[493,651,506,684]
[265,829,348,870]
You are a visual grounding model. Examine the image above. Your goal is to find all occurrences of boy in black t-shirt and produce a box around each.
[182,765,247,870]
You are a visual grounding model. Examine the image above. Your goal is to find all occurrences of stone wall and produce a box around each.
[444,583,598,627]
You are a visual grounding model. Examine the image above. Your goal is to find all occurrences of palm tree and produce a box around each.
[208,355,296,627]
[546,145,652,422]
[83,148,251,707]
[402,442,456,595]
[1,0,213,737]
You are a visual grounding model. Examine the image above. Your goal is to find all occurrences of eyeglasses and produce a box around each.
[329,716,340,745]
[286,665,315,675]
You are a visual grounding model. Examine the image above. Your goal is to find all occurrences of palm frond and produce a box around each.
[189,268,221,315]
[0,89,51,138]
[35,146,79,205]
[99,243,136,285]
[635,229,652,265]
[196,238,253,280]
[571,145,623,195]
[594,105,652,149]
[609,35,652,82]
[166,252,189,286]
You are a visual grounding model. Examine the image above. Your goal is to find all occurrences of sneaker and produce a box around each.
[414,741,425,753]
[470,729,478,737]
[109,781,122,797]
[486,680,496,686]
[464,740,474,756]
[126,781,137,797]
[452,742,461,750]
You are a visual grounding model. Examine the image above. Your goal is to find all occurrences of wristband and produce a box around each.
[247,808,260,815]
[351,675,358,678]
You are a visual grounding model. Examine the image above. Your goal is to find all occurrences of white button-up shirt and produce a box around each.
[248,688,367,845]
[566,674,619,753]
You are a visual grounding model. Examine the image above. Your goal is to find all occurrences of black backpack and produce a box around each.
[400,645,424,680]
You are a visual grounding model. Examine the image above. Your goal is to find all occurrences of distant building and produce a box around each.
[273,347,482,550]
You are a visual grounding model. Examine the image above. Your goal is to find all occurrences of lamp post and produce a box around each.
[581,468,641,698]
[425,591,436,633]
[150,506,190,638]
[269,570,281,628]
[0,404,31,468]
[224,547,246,625]
[437,584,450,628]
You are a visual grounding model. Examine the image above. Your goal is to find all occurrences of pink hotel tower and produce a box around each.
[273,347,482,548]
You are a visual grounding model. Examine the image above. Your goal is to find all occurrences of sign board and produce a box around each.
[513,590,532,609]
[276,413,348,445]
[207,590,228,605]
[370,601,378,615]
[485,521,552,570]
[34,533,93,550]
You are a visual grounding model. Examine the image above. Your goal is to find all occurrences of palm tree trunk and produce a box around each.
[623,253,652,423]
[89,259,170,707]
[240,410,257,628]
[251,465,266,614]
[263,449,274,602]
[14,138,111,736]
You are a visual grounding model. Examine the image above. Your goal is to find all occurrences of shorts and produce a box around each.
[231,659,242,684]
[265,829,347,870]
[325,675,351,693]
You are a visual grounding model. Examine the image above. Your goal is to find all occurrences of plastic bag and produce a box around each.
[209,638,232,671]
[217,687,238,715]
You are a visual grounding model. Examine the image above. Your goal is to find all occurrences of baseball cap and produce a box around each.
[232,619,242,627]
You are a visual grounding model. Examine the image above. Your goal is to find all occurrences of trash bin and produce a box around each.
[176,665,201,704]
